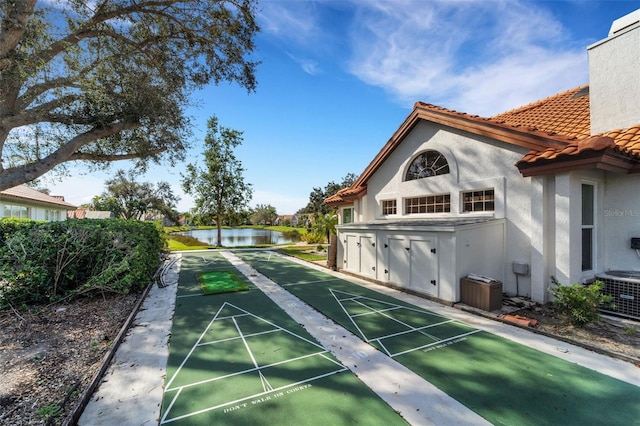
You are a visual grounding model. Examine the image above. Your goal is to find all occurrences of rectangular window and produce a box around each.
[404,194,450,214]
[342,208,353,224]
[462,189,495,212]
[2,205,28,219]
[382,199,397,215]
[582,184,594,271]
[45,210,61,221]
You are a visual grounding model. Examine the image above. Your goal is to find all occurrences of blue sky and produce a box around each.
[48,0,640,214]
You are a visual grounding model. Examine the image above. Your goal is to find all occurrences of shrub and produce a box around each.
[548,277,613,327]
[301,232,325,244]
[0,219,165,307]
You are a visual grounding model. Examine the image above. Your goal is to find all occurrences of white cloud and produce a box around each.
[287,52,321,75]
[258,1,321,45]
[346,0,589,115]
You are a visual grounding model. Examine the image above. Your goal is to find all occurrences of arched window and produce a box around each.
[405,150,450,181]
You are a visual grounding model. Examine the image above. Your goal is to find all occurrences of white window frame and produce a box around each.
[404,193,451,214]
[342,207,353,224]
[381,199,397,215]
[461,188,495,213]
[581,182,596,275]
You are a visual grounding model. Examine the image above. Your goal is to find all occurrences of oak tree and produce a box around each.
[92,169,180,221]
[0,0,259,190]
[299,173,357,215]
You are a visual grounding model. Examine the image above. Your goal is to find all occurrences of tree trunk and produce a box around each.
[216,213,222,247]
[328,233,338,270]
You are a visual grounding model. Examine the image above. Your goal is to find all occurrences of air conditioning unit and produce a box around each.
[596,272,640,320]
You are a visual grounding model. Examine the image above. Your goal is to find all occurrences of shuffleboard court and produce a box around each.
[234,250,640,426]
[162,252,408,425]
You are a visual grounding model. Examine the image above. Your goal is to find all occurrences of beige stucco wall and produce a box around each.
[358,121,532,297]
[588,9,640,134]
[0,199,68,221]
[601,172,640,271]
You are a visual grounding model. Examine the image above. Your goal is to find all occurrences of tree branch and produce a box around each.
[0,0,37,68]
[0,120,139,191]
[69,148,165,162]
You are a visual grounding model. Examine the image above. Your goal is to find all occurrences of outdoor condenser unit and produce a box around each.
[596,273,640,320]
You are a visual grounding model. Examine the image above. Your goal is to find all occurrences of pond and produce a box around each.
[176,227,300,247]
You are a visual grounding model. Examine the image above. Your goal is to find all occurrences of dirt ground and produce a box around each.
[0,293,638,425]
[514,303,640,363]
[0,294,139,425]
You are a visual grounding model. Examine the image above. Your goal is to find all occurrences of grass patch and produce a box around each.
[277,246,327,262]
[167,234,211,251]
[199,270,249,295]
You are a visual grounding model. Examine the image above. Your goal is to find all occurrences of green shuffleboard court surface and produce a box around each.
[199,270,249,295]
[234,250,640,426]
[162,251,407,425]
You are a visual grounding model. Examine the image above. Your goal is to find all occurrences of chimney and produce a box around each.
[588,8,640,134]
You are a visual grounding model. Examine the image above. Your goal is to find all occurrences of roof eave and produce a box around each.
[325,186,367,206]
[0,193,76,209]
[517,150,638,177]
[352,103,570,189]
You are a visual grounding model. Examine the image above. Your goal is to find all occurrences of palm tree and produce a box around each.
[312,212,339,269]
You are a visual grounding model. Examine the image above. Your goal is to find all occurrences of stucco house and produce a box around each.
[0,185,76,221]
[326,9,640,319]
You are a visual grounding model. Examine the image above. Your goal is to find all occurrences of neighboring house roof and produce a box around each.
[326,85,640,205]
[69,208,113,219]
[0,185,76,209]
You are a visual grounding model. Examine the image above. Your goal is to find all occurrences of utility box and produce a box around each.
[460,277,502,311]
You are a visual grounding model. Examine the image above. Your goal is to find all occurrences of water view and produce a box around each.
[176,228,300,247]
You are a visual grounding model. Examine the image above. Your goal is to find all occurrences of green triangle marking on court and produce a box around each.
[161,301,348,424]
[329,288,481,357]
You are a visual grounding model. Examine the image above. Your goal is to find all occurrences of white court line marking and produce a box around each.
[281,277,343,287]
[199,328,280,347]
[165,350,332,392]
[232,316,274,393]
[162,370,347,424]
[367,319,458,345]
[332,289,448,318]
[390,330,482,357]
[161,301,349,424]
[329,289,483,358]
[351,305,402,317]
[176,293,203,299]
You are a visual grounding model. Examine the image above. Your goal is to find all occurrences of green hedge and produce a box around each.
[0,219,165,307]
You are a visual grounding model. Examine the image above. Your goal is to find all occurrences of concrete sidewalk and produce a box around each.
[78,255,180,426]
[78,251,640,425]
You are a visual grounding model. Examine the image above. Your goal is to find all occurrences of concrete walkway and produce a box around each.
[78,255,180,426]
[78,251,640,425]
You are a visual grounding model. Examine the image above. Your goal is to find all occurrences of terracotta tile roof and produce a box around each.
[491,85,591,140]
[0,185,76,209]
[500,84,640,171]
[518,126,640,164]
[603,125,640,156]
[325,84,640,205]
[412,101,576,148]
[325,186,366,206]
